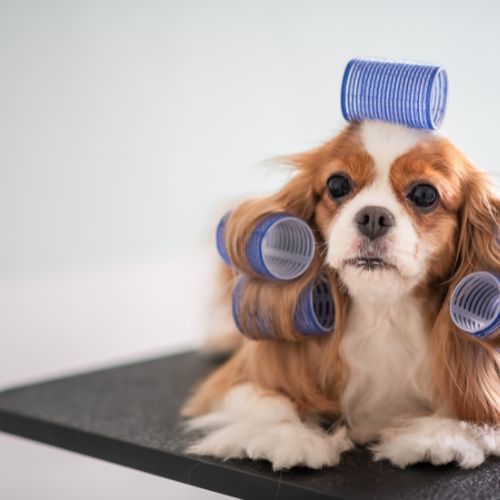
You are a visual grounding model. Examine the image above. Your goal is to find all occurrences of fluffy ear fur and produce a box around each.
[223,154,320,277]
[223,123,360,277]
[432,165,500,424]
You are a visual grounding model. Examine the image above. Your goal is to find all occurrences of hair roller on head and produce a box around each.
[232,273,335,341]
[341,58,448,130]
[450,272,500,339]
[216,211,316,281]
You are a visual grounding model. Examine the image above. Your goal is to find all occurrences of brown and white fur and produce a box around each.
[183,120,500,470]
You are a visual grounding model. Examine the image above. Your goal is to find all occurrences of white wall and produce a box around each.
[1,0,499,278]
[1,1,499,499]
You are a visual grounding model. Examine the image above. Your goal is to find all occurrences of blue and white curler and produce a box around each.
[215,212,232,266]
[231,278,269,339]
[341,58,448,130]
[450,272,500,339]
[216,212,316,281]
[293,274,335,336]
[232,274,335,339]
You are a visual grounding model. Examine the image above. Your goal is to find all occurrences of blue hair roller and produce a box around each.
[293,274,335,336]
[450,272,500,339]
[216,212,315,281]
[231,278,272,339]
[232,274,335,339]
[341,58,448,130]
[215,212,232,266]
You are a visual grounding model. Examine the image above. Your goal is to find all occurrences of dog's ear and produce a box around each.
[451,166,499,350]
[432,164,500,424]
[223,139,331,276]
[223,124,362,275]
[222,130,350,354]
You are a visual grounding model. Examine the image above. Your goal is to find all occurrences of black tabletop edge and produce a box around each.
[0,407,339,500]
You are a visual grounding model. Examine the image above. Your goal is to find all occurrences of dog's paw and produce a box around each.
[246,424,353,470]
[188,421,352,470]
[186,383,353,470]
[372,416,485,469]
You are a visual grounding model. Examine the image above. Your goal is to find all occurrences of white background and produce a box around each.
[1,1,499,498]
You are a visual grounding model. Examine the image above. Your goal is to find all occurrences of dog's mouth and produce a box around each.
[345,257,396,271]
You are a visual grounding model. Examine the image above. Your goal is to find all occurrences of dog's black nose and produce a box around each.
[355,206,395,241]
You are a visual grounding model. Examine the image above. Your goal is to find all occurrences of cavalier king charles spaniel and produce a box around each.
[183,120,500,470]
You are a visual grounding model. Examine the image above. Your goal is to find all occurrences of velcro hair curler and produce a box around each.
[215,212,232,266]
[450,272,500,338]
[216,212,316,281]
[232,274,335,340]
[341,58,448,130]
[293,275,335,335]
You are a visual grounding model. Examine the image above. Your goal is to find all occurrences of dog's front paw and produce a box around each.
[186,383,354,470]
[189,422,353,471]
[372,416,485,469]
[245,421,352,470]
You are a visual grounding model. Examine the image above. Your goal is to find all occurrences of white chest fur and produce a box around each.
[340,295,435,443]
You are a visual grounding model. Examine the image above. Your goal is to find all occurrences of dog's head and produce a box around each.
[228,120,498,311]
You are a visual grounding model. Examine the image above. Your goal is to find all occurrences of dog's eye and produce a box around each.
[327,174,353,201]
[407,183,439,210]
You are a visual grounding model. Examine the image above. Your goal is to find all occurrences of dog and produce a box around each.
[183,120,500,470]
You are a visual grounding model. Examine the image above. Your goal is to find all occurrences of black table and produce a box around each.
[0,351,498,500]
